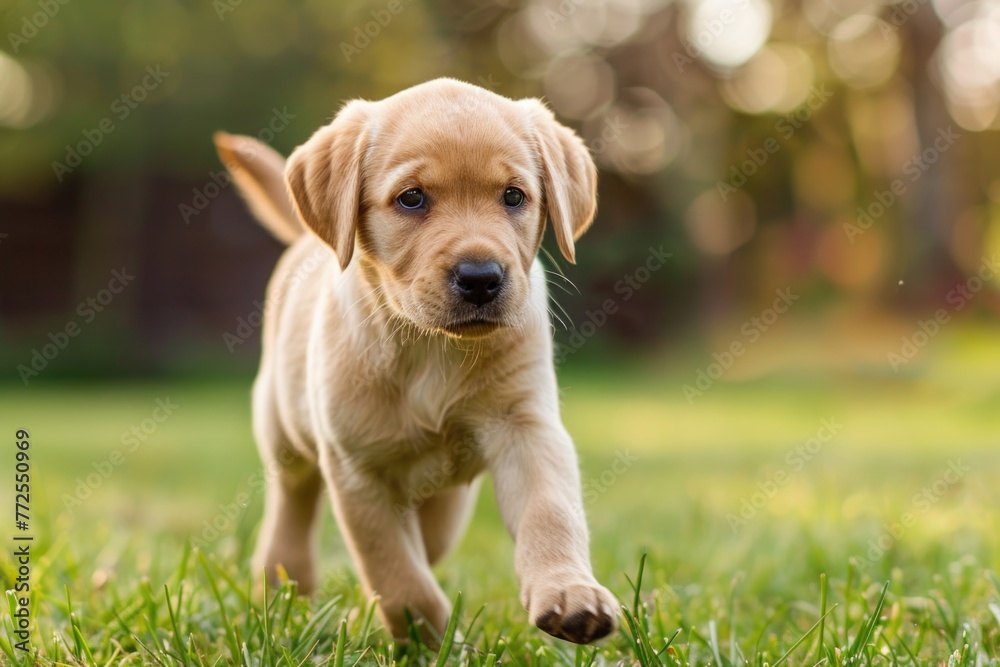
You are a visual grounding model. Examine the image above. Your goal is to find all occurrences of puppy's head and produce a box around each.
[287,78,597,339]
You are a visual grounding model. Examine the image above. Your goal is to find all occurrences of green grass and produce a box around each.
[1,331,1000,665]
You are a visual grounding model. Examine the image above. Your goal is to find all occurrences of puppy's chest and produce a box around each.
[398,360,461,432]
[379,426,485,496]
[336,351,490,484]
[352,415,487,495]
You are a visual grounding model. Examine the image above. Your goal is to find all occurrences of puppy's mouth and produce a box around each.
[439,318,505,338]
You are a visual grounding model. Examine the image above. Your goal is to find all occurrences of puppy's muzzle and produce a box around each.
[452,260,505,307]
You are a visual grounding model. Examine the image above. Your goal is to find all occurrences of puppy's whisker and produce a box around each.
[546,277,575,296]
[344,285,384,318]
[359,314,399,364]
[540,247,578,293]
[547,306,569,332]
[460,344,474,370]
[387,317,409,346]
[375,309,406,345]
[548,285,572,316]
[547,295,573,332]
[543,270,579,295]
[358,300,390,329]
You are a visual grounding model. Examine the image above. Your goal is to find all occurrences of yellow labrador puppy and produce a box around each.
[214,78,616,644]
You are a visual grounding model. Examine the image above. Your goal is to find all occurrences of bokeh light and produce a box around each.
[597,87,684,173]
[817,219,887,290]
[685,188,757,255]
[685,0,773,69]
[721,43,816,114]
[935,5,1000,130]
[0,52,34,128]
[0,52,53,129]
[543,54,616,119]
[828,14,900,89]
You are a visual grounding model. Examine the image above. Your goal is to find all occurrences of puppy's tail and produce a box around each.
[213,131,304,245]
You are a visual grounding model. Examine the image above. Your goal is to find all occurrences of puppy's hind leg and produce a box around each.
[252,400,324,594]
[418,480,481,566]
[253,446,323,593]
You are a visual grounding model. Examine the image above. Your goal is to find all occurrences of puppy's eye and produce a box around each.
[397,188,425,210]
[503,187,525,208]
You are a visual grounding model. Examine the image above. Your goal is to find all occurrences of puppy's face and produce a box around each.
[359,94,544,338]
[286,79,597,339]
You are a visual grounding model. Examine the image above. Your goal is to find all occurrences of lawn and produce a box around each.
[1,327,999,665]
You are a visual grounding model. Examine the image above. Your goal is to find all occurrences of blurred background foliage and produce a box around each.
[1,0,999,378]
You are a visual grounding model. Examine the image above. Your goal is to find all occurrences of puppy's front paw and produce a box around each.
[525,579,618,644]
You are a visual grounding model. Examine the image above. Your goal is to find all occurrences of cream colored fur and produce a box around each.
[214,78,616,645]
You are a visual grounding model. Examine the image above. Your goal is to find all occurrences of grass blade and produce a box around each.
[434,591,463,667]
[333,618,347,667]
[772,604,839,667]
[846,581,890,660]
[816,572,828,663]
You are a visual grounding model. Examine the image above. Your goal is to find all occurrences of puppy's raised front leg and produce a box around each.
[323,464,451,642]
[486,420,618,644]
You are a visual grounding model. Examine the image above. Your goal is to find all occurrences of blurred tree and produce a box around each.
[0,0,997,376]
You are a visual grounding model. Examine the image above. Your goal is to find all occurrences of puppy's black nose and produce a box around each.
[453,261,504,306]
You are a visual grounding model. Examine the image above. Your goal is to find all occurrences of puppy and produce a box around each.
[214,78,617,644]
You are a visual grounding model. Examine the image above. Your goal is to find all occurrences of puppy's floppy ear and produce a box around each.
[286,100,369,270]
[523,100,598,264]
